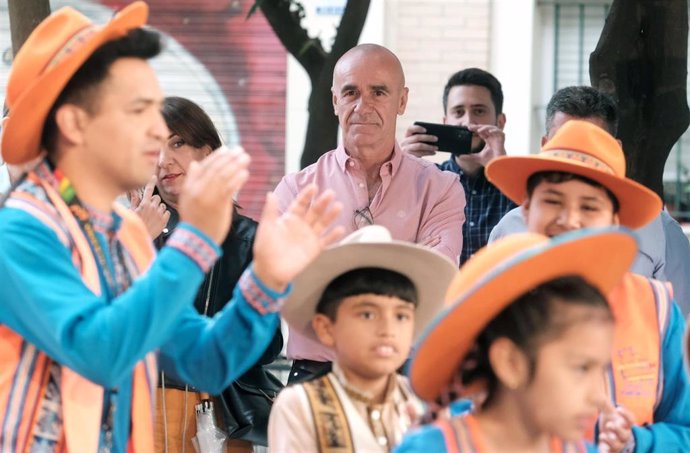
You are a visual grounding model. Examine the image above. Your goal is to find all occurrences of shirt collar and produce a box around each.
[331,361,398,405]
[35,158,121,234]
[444,156,489,182]
[335,142,403,177]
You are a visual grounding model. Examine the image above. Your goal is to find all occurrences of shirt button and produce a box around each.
[359,183,365,189]
[371,409,381,420]
[348,161,355,167]
[471,190,477,195]
[469,222,475,227]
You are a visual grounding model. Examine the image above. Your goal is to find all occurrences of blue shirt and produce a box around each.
[438,158,516,264]
[0,202,287,451]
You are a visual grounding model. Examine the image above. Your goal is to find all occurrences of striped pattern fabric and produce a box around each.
[166,227,219,273]
[0,167,158,453]
[239,269,286,315]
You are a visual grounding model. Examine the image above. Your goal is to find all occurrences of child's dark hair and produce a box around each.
[459,275,612,409]
[316,267,418,320]
[526,171,621,214]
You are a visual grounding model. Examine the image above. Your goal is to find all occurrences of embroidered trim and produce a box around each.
[303,376,354,453]
[541,149,616,175]
[45,26,98,72]
[166,228,218,273]
[238,270,285,315]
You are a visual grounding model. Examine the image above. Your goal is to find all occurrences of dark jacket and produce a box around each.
[155,206,283,390]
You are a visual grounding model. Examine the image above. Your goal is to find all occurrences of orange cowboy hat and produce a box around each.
[2,2,149,164]
[485,120,661,229]
[408,227,638,402]
[282,225,458,343]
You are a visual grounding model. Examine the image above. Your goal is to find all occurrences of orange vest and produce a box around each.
[606,272,670,426]
[436,414,589,453]
[0,174,157,453]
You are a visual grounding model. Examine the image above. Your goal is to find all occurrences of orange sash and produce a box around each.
[607,273,668,426]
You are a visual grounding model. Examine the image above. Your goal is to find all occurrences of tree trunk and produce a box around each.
[301,64,339,168]
[257,0,371,168]
[590,0,689,200]
[8,0,51,55]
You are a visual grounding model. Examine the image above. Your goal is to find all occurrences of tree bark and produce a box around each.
[590,0,689,200]
[257,0,371,168]
[8,0,51,56]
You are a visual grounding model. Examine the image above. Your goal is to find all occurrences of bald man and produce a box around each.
[273,44,465,383]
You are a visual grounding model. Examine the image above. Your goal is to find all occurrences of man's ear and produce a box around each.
[398,87,409,115]
[312,314,336,348]
[497,112,506,130]
[55,104,89,146]
[488,337,531,390]
[332,88,338,116]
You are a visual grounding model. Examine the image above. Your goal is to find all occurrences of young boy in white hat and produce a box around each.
[484,120,690,453]
[268,225,458,452]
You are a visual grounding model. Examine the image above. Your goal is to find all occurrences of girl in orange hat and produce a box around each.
[396,228,638,453]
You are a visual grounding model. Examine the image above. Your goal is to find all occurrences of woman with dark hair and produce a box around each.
[153,96,282,453]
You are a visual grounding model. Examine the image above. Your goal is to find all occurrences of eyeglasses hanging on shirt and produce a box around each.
[353,206,374,230]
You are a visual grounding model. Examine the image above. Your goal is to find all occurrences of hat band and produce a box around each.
[540,149,616,175]
[45,25,99,72]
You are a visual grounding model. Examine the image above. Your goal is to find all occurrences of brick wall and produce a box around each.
[385,0,492,151]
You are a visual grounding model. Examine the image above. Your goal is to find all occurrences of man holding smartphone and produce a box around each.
[401,68,516,263]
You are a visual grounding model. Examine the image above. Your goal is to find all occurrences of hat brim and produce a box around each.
[486,155,661,229]
[2,2,148,164]
[409,228,637,402]
[281,241,458,343]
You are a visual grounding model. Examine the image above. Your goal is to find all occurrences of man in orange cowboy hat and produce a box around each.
[0,3,343,452]
[483,120,690,453]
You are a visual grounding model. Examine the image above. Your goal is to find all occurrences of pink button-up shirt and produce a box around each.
[273,143,465,361]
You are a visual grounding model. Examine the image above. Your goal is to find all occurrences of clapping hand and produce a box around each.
[253,184,345,292]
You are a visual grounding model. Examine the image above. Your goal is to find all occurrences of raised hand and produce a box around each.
[597,401,635,453]
[453,123,506,176]
[253,184,345,292]
[177,146,250,244]
[401,124,438,158]
[130,175,170,238]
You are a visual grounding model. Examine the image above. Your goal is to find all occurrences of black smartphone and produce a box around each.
[413,121,473,156]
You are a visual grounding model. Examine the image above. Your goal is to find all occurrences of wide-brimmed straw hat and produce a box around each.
[485,120,661,229]
[2,2,149,164]
[281,225,458,342]
[409,227,637,402]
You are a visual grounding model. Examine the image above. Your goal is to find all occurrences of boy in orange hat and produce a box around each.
[483,120,690,453]
[396,228,638,453]
[0,3,342,452]
[269,225,457,452]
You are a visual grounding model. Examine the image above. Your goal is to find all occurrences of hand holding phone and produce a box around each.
[413,121,473,156]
